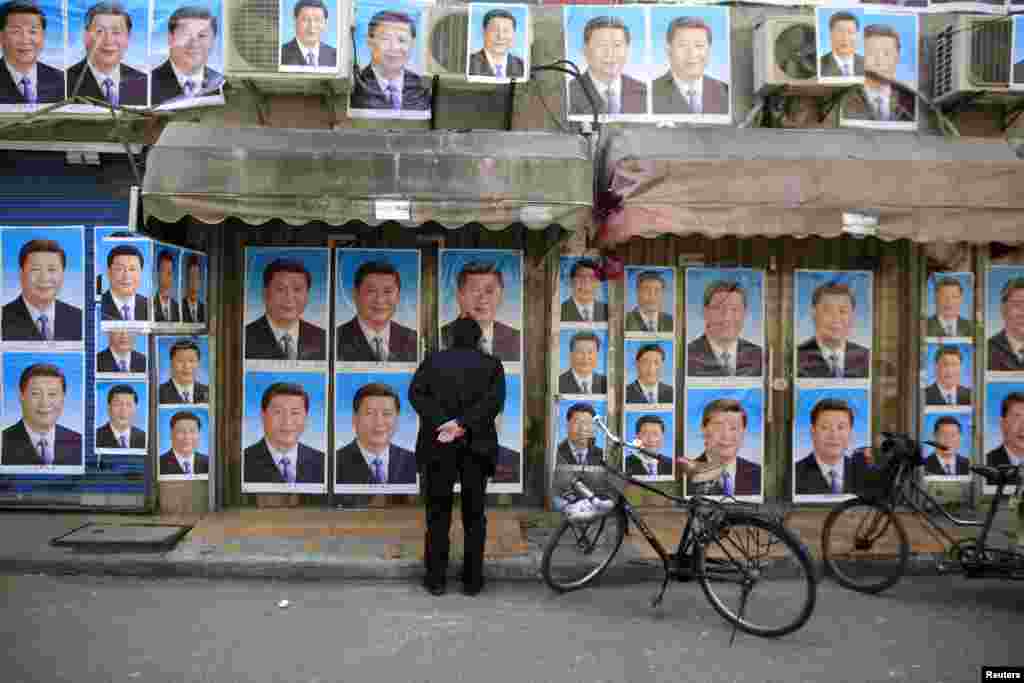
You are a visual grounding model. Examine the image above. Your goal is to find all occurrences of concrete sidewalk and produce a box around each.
[0,503,1004,583]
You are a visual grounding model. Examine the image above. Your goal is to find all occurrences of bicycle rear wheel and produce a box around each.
[822,497,909,594]
[541,506,627,592]
[697,513,817,638]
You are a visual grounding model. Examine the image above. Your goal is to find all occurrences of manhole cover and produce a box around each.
[52,523,192,552]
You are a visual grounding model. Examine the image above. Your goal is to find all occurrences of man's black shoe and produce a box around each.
[461,582,484,596]
[423,580,446,596]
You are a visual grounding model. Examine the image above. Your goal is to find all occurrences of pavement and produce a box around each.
[0,500,1016,584]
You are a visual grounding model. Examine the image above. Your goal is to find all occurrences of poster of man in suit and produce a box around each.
[95,320,146,374]
[466,4,528,82]
[685,268,765,378]
[349,0,430,119]
[552,398,607,478]
[985,267,1024,373]
[559,256,608,324]
[792,388,872,502]
[152,245,180,323]
[982,384,1024,494]
[563,6,647,119]
[0,352,84,473]
[923,343,973,407]
[0,0,66,107]
[335,249,419,365]
[921,413,972,479]
[181,250,207,325]
[624,340,674,406]
[157,405,210,480]
[97,234,152,328]
[1013,15,1024,89]
[67,0,149,108]
[149,2,223,109]
[334,371,418,493]
[279,0,337,72]
[649,7,730,122]
[924,273,974,339]
[94,381,147,451]
[841,15,918,130]
[623,411,674,481]
[244,247,329,363]
[557,328,608,396]
[1,227,84,343]
[242,370,327,493]
[156,336,209,405]
[794,270,873,380]
[438,249,523,364]
[490,373,522,489]
[816,8,864,84]
[683,389,764,500]
[624,266,674,334]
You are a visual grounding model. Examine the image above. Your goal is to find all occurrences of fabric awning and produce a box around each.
[143,123,593,231]
[597,125,1024,245]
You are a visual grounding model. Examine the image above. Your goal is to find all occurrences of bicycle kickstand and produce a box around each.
[651,555,671,608]
[728,585,752,647]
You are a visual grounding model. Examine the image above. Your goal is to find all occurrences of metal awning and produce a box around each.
[597,125,1024,245]
[142,123,593,231]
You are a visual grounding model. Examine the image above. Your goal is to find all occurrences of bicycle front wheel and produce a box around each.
[541,506,627,592]
[822,497,909,594]
[697,513,817,638]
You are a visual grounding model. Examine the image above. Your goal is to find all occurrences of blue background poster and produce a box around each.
[685,267,765,349]
[96,235,154,300]
[558,255,608,314]
[649,6,730,86]
[278,0,337,72]
[437,249,523,333]
[150,0,225,73]
[794,270,874,353]
[925,272,974,329]
[1,227,86,324]
[920,411,973,471]
[624,266,675,332]
[156,335,210,386]
[558,328,609,379]
[334,371,417,454]
[335,248,420,338]
[244,247,330,330]
[923,342,975,390]
[157,405,211,480]
[95,379,149,439]
[467,3,530,81]
[793,386,871,501]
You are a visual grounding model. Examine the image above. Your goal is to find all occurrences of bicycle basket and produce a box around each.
[851,441,914,502]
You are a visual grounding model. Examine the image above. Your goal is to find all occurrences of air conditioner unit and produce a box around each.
[754,16,826,95]
[933,15,1013,107]
[224,0,352,88]
[424,4,530,89]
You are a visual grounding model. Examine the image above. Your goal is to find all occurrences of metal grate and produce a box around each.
[934,25,954,99]
[969,18,1010,86]
[229,0,281,70]
[429,12,469,74]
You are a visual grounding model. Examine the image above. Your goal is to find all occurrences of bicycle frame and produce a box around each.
[887,461,985,551]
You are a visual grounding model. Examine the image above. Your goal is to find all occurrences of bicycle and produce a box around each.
[540,416,818,639]
[821,431,1024,594]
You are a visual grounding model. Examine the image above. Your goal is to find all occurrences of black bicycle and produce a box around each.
[822,431,1024,594]
[541,416,817,639]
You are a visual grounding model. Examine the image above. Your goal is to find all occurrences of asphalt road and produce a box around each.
[2,572,1022,683]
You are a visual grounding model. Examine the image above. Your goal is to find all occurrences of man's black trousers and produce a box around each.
[422,449,489,589]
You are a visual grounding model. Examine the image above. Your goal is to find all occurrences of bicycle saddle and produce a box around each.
[970,465,1020,486]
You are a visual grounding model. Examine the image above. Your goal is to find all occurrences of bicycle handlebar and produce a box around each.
[592,415,663,462]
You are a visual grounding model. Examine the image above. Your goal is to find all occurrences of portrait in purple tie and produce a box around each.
[816,7,865,84]
[923,342,973,407]
[156,335,209,405]
[557,328,608,396]
[624,266,675,335]
[1,227,85,343]
[279,0,338,73]
[559,256,609,325]
[95,380,148,452]
[0,0,67,106]
[840,14,919,131]
[982,386,1024,494]
[924,272,974,340]
[466,4,529,83]
[684,388,764,500]
[686,268,765,378]
[624,340,674,406]
[623,410,674,481]
[921,412,972,480]
[649,6,731,123]
[95,325,147,374]
[149,2,224,108]
[1,352,84,473]
[158,405,210,480]
[793,387,872,502]
[985,266,1024,373]
[794,270,873,381]
[349,0,430,119]
[67,0,149,108]
[97,234,153,328]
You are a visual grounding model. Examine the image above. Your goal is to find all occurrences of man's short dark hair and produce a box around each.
[19,362,66,394]
[570,258,600,281]
[703,280,747,309]
[482,8,515,32]
[811,281,856,309]
[636,270,665,289]
[864,24,899,52]
[829,11,859,31]
[0,1,46,31]
[666,16,711,46]
[368,10,415,39]
[354,260,401,292]
[570,330,601,352]
[157,248,175,269]
[635,414,664,433]
[169,5,217,36]
[260,382,310,413]
[170,410,201,431]
[108,243,144,269]
[1000,278,1024,304]
[933,416,962,434]
[18,239,66,270]
[635,343,664,363]
[456,261,504,290]
[583,15,629,45]
[262,258,311,291]
[353,382,400,414]
[85,1,132,33]
[811,398,855,428]
[566,402,596,422]
[1001,392,1024,419]
[294,0,326,20]
[934,277,963,296]
[934,345,962,365]
[170,338,201,361]
[701,398,748,428]
[107,384,138,405]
